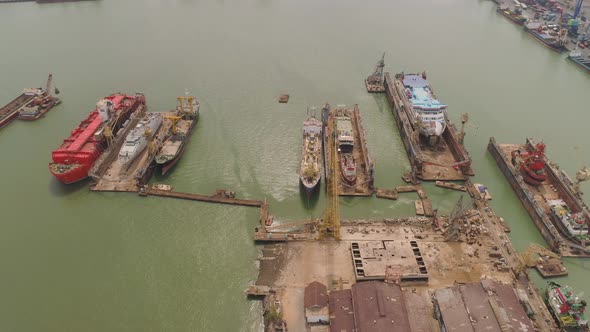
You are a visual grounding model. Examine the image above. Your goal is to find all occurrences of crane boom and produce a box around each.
[574,0,584,19]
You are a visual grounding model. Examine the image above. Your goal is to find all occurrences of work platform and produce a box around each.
[322,104,374,196]
[384,72,474,182]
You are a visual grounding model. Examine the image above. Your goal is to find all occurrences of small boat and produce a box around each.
[299,110,322,196]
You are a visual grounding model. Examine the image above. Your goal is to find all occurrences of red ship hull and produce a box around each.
[48,163,91,184]
[49,93,145,184]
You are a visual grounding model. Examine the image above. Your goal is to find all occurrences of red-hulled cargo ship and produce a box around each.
[49,93,145,184]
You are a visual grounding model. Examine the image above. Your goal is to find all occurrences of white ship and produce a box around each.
[400,72,447,145]
[118,112,163,166]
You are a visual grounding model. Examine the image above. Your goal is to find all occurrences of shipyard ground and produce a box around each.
[253,190,558,331]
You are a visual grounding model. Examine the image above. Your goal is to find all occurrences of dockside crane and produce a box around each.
[320,114,341,240]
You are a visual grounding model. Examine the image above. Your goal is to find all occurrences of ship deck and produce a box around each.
[90,111,174,192]
[158,119,193,157]
[323,105,374,196]
[490,139,590,258]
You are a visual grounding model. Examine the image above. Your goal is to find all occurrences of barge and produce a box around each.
[0,74,60,128]
[488,137,590,257]
[384,72,473,181]
[155,95,199,175]
[364,53,385,93]
[524,21,568,52]
[322,104,374,196]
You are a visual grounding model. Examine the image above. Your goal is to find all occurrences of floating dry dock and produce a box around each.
[322,104,374,196]
[384,72,473,181]
[488,137,590,258]
[89,109,172,192]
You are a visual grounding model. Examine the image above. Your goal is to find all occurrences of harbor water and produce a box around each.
[1,0,589,330]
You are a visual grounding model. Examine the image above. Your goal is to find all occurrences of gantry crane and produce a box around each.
[320,113,341,240]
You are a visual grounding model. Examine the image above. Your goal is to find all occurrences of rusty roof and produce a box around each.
[403,290,437,332]
[351,281,411,332]
[434,287,475,332]
[329,289,355,332]
[459,283,502,332]
[305,281,328,309]
[489,281,535,332]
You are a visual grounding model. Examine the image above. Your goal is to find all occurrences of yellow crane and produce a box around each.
[165,115,182,135]
[320,112,341,240]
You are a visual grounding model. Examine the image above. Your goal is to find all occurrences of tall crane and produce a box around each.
[320,113,341,240]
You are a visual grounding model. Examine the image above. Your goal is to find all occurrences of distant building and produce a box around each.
[305,281,329,324]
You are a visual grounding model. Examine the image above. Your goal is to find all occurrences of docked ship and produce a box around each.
[545,281,588,330]
[118,112,163,166]
[488,137,590,257]
[299,110,322,195]
[335,113,357,184]
[496,5,527,25]
[155,95,200,174]
[568,48,590,73]
[49,93,145,184]
[524,21,568,52]
[399,72,447,146]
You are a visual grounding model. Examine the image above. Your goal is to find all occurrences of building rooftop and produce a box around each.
[329,289,355,332]
[352,281,411,332]
[305,281,328,309]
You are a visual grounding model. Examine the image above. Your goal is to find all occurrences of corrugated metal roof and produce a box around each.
[352,281,411,332]
[459,283,502,332]
[305,281,328,309]
[329,289,355,332]
[434,287,475,332]
[491,281,535,332]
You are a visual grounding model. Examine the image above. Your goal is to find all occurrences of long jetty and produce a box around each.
[144,189,263,207]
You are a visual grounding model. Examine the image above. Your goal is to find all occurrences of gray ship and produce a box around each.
[118,112,163,166]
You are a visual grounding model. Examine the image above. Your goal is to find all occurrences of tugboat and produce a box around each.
[299,109,323,196]
[155,95,199,174]
[335,114,357,184]
[399,72,447,146]
[118,112,163,166]
[511,141,547,186]
[545,281,588,330]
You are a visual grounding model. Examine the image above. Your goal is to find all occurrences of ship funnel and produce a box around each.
[97,99,114,122]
